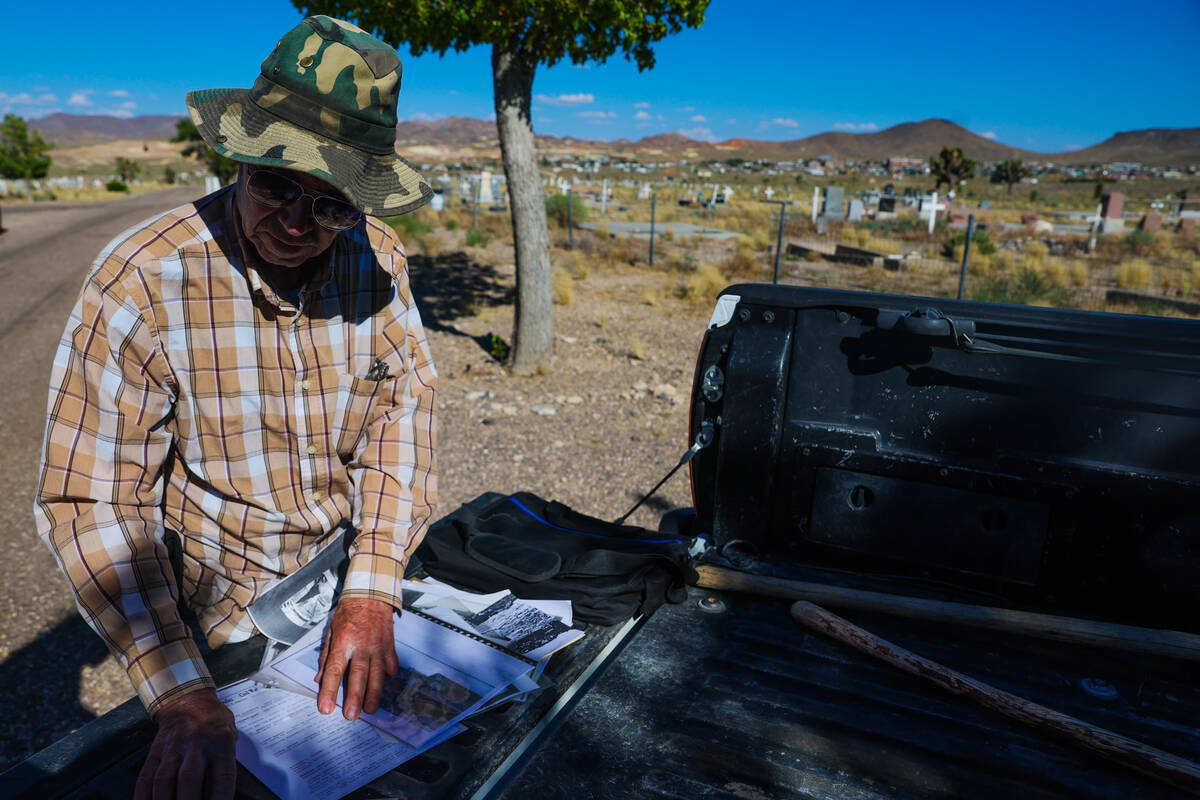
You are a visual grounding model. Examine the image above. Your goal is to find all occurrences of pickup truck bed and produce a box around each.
[7,560,1198,799]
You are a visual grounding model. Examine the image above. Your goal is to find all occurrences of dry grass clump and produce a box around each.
[552,266,575,305]
[1041,257,1070,289]
[1023,240,1049,269]
[677,263,727,304]
[1069,260,1090,287]
[723,237,764,278]
[1116,258,1154,290]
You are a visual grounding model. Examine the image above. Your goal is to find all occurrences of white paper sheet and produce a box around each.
[218,680,463,800]
[269,611,534,749]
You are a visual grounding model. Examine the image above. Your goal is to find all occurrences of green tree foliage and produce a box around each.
[989,159,1029,195]
[544,192,587,227]
[928,146,976,194]
[171,118,238,183]
[292,0,711,373]
[0,114,53,179]
[116,156,140,183]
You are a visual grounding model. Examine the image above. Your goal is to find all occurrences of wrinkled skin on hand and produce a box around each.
[315,597,399,719]
[135,688,238,800]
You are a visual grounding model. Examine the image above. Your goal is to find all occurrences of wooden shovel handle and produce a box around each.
[791,600,1200,796]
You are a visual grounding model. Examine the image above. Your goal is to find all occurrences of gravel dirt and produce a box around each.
[0,188,707,771]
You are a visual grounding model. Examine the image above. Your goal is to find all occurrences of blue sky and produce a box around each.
[2,0,1197,153]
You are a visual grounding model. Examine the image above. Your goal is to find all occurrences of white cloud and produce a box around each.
[656,114,665,121]
[117,101,137,110]
[690,114,707,122]
[67,90,94,107]
[577,110,616,119]
[107,89,132,98]
[772,118,799,128]
[980,130,998,140]
[678,127,717,142]
[1065,143,1082,151]
[832,122,878,132]
[534,92,594,107]
[102,108,134,119]
[634,110,652,121]
[0,91,58,106]
[725,118,738,124]
[633,102,650,109]
[677,105,696,112]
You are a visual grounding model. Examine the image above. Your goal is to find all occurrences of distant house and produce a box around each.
[887,156,925,174]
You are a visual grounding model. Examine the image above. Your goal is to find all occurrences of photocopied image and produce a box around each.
[270,609,534,748]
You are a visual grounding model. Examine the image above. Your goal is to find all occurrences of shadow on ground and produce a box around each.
[0,615,111,771]
[407,251,514,356]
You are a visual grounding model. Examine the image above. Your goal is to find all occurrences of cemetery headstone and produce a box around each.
[478,171,495,204]
[1138,214,1163,232]
[1177,218,1195,234]
[822,186,844,218]
[877,196,897,216]
[1101,192,1125,219]
[883,183,895,195]
[978,200,990,209]
[846,198,864,222]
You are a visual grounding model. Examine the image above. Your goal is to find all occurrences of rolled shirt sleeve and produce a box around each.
[342,243,438,609]
[35,268,212,715]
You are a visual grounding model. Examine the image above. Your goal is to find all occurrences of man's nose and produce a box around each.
[277,198,313,235]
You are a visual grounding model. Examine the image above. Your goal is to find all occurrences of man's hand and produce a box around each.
[135,688,237,800]
[315,597,398,720]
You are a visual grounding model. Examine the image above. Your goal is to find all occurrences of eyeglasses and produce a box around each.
[245,168,363,231]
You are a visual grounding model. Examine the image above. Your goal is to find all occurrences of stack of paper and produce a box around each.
[216,583,584,800]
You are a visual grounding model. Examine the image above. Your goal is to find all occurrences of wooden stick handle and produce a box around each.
[791,600,1200,796]
[696,564,1200,663]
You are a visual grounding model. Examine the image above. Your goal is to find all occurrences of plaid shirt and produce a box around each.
[35,187,437,713]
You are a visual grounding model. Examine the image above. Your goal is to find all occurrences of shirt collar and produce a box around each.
[226,188,336,313]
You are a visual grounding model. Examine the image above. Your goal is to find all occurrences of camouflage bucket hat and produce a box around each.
[186,15,430,217]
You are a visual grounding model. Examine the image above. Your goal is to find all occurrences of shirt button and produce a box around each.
[301,379,311,390]
[311,491,323,502]
[307,445,317,455]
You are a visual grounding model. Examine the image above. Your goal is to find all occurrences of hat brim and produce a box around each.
[187,88,431,217]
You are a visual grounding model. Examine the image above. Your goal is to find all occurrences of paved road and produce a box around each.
[0,186,205,769]
[577,220,741,240]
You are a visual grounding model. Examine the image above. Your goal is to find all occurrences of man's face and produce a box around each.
[234,165,343,269]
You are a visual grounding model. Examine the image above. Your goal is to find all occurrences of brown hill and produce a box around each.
[30,112,183,147]
[1058,128,1200,166]
[34,113,1200,167]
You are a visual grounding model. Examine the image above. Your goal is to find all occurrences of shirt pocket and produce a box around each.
[333,374,402,458]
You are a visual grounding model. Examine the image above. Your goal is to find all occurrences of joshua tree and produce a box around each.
[928,146,976,195]
[990,159,1030,195]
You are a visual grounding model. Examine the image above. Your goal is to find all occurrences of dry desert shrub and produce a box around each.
[1069,260,1090,287]
[723,238,763,278]
[552,266,575,305]
[678,263,727,304]
[992,250,1019,274]
[967,253,993,277]
[1041,257,1070,288]
[1023,240,1049,269]
[1116,258,1154,289]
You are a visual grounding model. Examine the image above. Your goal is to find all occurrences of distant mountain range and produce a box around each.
[31,112,1200,166]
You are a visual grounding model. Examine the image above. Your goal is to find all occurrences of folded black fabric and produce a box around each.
[416,493,696,625]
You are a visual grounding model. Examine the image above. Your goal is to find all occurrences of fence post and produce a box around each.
[471,177,479,230]
[957,213,975,300]
[649,193,657,268]
[567,188,574,251]
[774,202,787,284]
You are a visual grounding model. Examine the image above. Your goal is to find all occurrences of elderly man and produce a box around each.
[34,16,436,799]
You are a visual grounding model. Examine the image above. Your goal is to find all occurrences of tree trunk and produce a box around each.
[492,41,553,375]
